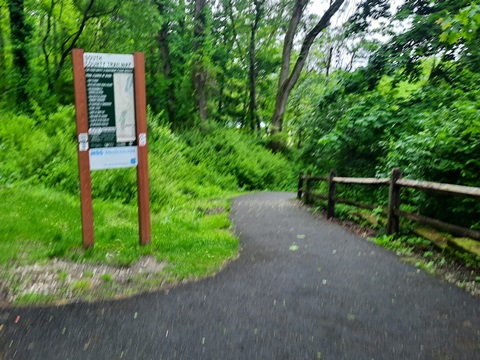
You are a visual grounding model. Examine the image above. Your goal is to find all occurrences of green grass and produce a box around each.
[0,184,239,281]
[14,293,57,306]
[0,186,82,264]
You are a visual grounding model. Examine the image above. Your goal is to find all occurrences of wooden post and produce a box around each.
[304,171,312,204]
[134,52,151,246]
[72,49,94,248]
[387,168,402,235]
[327,169,337,219]
[297,172,304,200]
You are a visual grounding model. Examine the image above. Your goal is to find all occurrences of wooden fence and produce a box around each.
[297,169,480,241]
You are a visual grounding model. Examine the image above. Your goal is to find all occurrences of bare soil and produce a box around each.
[0,256,171,307]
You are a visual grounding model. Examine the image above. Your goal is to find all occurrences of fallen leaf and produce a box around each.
[289,244,299,251]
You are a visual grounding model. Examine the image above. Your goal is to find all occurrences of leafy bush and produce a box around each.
[1,106,295,213]
[181,124,295,191]
[0,106,77,191]
[300,64,480,228]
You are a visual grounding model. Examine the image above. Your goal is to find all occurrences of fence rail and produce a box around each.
[297,168,480,241]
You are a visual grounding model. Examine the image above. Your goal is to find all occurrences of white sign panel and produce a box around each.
[89,146,138,171]
[114,72,136,143]
[84,53,134,69]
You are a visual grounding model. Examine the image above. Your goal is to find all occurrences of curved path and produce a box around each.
[1,192,479,359]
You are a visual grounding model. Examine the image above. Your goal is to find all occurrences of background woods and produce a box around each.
[1,0,480,231]
[0,0,361,128]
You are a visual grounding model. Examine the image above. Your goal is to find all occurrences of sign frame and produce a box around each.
[72,49,151,248]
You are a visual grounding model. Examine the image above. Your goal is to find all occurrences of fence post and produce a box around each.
[297,172,304,200]
[327,169,337,219]
[387,168,402,235]
[304,171,312,204]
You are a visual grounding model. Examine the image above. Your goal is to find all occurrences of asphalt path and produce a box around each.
[1,192,479,359]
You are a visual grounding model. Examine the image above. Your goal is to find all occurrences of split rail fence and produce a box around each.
[297,169,480,241]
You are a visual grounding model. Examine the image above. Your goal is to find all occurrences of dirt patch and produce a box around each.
[0,256,169,306]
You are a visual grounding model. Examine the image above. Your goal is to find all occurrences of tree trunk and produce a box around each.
[248,0,264,134]
[325,46,333,82]
[0,6,6,93]
[271,0,345,134]
[53,0,121,92]
[41,0,55,92]
[276,0,308,98]
[193,0,208,122]
[157,0,177,128]
[8,0,30,107]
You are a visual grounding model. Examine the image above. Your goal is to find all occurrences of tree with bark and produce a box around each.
[0,3,7,95]
[42,0,121,93]
[271,0,346,134]
[193,0,208,121]
[156,0,178,127]
[8,0,31,107]
[248,0,264,134]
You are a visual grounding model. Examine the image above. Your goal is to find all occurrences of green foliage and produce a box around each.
[300,45,480,227]
[264,132,290,154]
[370,0,472,83]
[181,125,295,191]
[71,279,92,292]
[372,234,430,253]
[1,106,294,211]
[102,273,113,282]
[14,293,56,306]
[440,3,480,44]
[0,106,78,191]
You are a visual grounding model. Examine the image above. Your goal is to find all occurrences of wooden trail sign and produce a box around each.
[72,49,151,248]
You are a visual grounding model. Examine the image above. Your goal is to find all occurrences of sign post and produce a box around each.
[134,52,151,246]
[72,49,151,248]
[73,49,94,248]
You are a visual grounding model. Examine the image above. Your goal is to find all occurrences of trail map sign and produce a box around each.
[84,53,138,170]
[73,49,151,248]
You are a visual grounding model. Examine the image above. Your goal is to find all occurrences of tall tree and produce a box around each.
[248,0,264,133]
[8,0,30,107]
[157,0,178,127]
[43,0,121,93]
[271,0,346,134]
[212,0,248,124]
[0,3,6,95]
[193,0,208,121]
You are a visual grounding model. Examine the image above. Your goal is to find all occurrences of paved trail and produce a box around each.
[1,192,479,359]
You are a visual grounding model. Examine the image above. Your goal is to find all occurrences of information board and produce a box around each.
[73,49,151,248]
[84,53,137,170]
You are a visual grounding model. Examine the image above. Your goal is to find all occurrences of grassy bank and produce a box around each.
[0,185,239,305]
